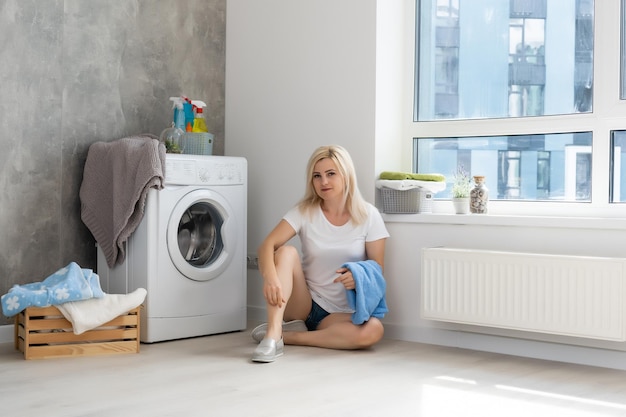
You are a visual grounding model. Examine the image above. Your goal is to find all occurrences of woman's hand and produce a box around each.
[333,267,355,290]
[263,278,286,308]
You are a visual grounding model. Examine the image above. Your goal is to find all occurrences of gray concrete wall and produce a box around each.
[0,0,226,324]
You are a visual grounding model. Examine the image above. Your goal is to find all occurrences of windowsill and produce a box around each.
[381,212,626,230]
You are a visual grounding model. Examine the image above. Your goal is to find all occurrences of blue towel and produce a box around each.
[342,260,388,325]
[1,262,105,317]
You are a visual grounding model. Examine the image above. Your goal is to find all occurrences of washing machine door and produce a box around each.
[167,189,236,282]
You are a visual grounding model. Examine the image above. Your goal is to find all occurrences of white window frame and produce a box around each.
[403,0,626,218]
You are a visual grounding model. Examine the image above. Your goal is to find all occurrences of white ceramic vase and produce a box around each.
[452,197,470,214]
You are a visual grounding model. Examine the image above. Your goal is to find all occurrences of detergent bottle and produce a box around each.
[191,100,208,133]
[160,97,186,153]
[169,97,186,131]
[182,96,194,129]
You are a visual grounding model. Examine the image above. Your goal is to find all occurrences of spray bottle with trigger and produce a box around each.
[169,97,186,131]
[182,96,194,132]
[159,97,186,153]
[191,100,208,133]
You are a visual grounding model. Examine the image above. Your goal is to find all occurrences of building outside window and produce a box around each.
[411,0,614,207]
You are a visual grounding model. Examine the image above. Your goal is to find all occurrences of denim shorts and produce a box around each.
[304,300,330,331]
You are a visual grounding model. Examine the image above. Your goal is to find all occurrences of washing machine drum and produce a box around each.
[176,202,223,267]
[167,189,236,282]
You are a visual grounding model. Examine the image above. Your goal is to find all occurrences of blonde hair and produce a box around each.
[298,145,368,225]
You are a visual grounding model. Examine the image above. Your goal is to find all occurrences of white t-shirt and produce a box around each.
[283,203,390,313]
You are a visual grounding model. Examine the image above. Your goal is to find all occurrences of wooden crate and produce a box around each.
[14,305,140,359]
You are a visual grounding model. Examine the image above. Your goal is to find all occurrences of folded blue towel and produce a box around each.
[1,262,105,317]
[342,260,388,325]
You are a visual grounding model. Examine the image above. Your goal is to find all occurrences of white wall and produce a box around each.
[383,216,626,370]
[225,0,378,312]
[226,0,626,370]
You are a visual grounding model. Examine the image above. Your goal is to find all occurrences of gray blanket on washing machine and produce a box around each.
[80,134,166,268]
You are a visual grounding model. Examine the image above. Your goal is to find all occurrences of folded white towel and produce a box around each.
[56,288,147,335]
[376,179,447,193]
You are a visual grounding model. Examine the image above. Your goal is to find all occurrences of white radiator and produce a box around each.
[421,248,626,341]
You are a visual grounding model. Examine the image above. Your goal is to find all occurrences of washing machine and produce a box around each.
[97,154,247,342]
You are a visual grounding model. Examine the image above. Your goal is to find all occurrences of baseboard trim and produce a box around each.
[383,323,626,371]
[0,323,13,345]
[246,306,266,325]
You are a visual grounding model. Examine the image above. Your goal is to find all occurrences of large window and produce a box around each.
[410,0,626,214]
[416,132,592,201]
[416,0,593,121]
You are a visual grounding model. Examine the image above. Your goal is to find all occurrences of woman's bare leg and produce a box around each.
[263,246,311,342]
[284,314,384,349]
[260,246,384,350]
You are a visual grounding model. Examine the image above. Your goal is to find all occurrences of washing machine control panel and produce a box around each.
[165,155,246,186]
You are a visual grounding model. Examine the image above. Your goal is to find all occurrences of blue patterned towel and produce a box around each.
[342,260,388,325]
[1,262,105,317]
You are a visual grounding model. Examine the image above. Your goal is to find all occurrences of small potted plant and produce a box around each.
[451,165,472,214]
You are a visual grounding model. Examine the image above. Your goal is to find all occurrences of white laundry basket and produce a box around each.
[418,190,433,213]
[377,187,420,213]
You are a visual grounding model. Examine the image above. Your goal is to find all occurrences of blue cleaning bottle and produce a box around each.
[169,97,186,131]
[182,96,194,130]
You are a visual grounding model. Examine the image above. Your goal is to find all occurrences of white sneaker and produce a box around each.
[251,320,307,343]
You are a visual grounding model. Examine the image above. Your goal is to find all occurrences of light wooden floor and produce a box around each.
[2,325,626,417]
